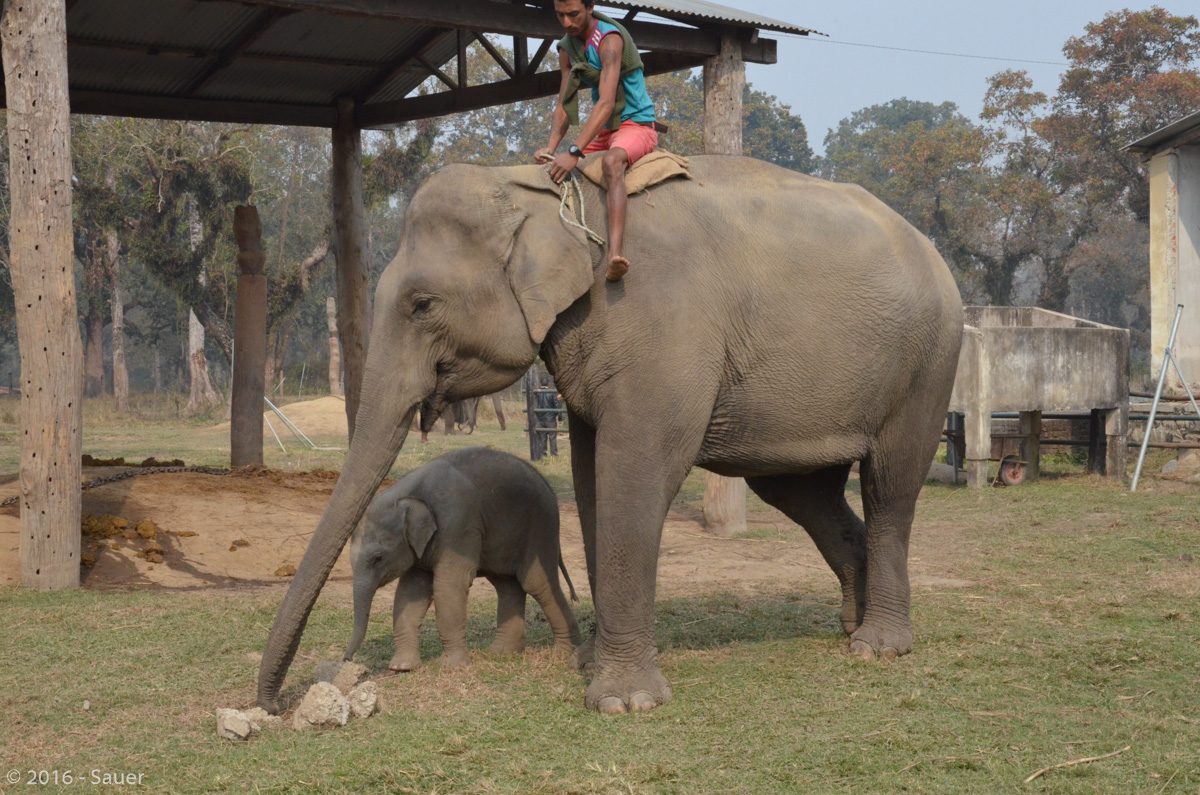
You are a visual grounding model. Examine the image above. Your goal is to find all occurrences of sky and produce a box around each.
[713,1,1137,154]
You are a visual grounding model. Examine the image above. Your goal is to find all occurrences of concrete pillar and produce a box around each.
[1148,146,1200,391]
[702,31,748,535]
[332,97,370,444]
[231,206,267,468]
[1105,404,1129,480]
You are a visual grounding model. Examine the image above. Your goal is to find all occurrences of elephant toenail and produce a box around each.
[881,647,898,660]
[629,692,657,712]
[597,696,628,714]
[849,640,876,660]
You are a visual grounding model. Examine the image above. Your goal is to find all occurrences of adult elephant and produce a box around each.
[257,157,963,715]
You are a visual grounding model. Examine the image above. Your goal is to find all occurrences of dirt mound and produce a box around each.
[261,396,349,439]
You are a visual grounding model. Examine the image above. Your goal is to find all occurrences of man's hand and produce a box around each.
[535,147,555,164]
[549,151,581,184]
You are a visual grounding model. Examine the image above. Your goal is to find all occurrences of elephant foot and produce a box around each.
[389,650,422,672]
[438,650,470,669]
[840,598,866,636]
[569,636,596,673]
[488,637,526,655]
[848,622,913,661]
[585,666,673,714]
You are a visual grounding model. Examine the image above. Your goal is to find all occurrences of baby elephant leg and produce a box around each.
[523,569,582,653]
[391,568,434,672]
[487,575,527,655]
[432,567,475,668]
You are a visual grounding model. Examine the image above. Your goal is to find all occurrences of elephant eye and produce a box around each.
[412,296,433,314]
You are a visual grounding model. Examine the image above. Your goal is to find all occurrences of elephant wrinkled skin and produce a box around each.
[343,447,580,672]
[257,156,964,715]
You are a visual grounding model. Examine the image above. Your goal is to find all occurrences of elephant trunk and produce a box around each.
[344,579,377,661]
[257,378,419,714]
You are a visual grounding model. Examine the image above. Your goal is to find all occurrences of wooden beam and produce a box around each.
[526,37,553,75]
[358,51,704,128]
[458,29,469,87]
[231,0,779,64]
[356,27,454,104]
[514,34,528,74]
[415,54,458,91]
[68,89,337,127]
[183,7,292,97]
[474,32,516,79]
[67,35,386,70]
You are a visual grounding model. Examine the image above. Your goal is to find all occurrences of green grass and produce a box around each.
[2,399,1200,792]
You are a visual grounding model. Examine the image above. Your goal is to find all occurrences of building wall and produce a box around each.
[1148,145,1200,389]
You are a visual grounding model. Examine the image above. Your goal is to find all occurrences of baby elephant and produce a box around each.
[344,446,581,671]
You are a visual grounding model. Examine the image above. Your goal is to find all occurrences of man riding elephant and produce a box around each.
[537,0,659,282]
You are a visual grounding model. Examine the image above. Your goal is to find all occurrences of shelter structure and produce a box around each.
[2,0,816,588]
[1125,111,1200,391]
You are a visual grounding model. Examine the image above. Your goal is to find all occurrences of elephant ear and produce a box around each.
[400,498,438,559]
[503,168,597,345]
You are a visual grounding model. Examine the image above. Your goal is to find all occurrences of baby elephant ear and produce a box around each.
[504,171,597,345]
[401,498,438,559]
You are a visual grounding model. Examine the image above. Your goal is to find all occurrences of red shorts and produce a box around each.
[584,120,659,165]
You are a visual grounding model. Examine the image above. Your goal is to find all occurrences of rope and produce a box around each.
[557,172,606,247]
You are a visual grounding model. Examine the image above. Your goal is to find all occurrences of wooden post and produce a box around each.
[231,206,267,468]
[326,296,343,396]
[701,30,748,536]
[1018,411,1041,482]
[3,0,84,589]
[332,98,370,443]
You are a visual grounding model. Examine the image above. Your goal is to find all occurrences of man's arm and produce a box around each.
[548,33,623,183]
[536,50,574,163]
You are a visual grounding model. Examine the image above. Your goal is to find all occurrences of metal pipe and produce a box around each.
[1133,304,1187,491]
[264,413,287,453]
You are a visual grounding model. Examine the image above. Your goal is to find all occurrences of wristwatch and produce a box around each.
[568,144,584,158]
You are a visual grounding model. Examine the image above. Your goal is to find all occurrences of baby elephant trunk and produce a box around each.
[344,581,376,660]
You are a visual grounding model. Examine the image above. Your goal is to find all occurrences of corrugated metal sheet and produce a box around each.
[1123,110,1200,154]
[603,0,818,36]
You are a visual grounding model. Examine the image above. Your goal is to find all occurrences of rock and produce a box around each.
[82,700,90,711]
[216,708,252,741]
[1186,472,1200,485]
[1178,450,1200,476]
[243,706,283,731]
[291,682,350,730]
[316,660,369,695]
[348,682,379,719]
[1162,459,1178,475]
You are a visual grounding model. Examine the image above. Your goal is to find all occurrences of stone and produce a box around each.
[1177,450,1200,476]
[243,706,283,731]
[315,660,368,695]
[348,681,379,719]
[216,708,252,741]
[291,682,350,730]
[1162,459,1178,475]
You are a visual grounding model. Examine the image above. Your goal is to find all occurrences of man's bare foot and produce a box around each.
[606,256,629,282]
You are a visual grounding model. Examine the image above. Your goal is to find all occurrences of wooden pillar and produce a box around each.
[1018,411,1041,482]
[3,0,83,589]
[332,98,370,443]
[701,31,748,536]
[231,206,267,468]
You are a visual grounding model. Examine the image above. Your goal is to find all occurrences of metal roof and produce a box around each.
[0,0,815,129]
[1123,110,1200,155]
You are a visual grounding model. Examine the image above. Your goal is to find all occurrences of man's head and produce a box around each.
[553,0,595,38]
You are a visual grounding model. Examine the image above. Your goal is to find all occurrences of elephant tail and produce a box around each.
[559,557,579,603]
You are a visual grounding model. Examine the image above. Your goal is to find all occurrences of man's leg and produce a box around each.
[601,147,631,281]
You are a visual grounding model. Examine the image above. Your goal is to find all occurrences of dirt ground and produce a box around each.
[0,395,974,602]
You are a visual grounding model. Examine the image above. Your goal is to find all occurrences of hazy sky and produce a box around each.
[709,1,1137,154]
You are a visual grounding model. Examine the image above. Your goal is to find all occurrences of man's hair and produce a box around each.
[554,0,595,6]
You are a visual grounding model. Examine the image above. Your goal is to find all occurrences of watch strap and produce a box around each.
[568,144,584,158]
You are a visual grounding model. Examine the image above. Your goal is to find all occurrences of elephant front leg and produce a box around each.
[585,423,700,714]
[567,410,598,673]
[487,575,527,655]
[391,568,434,672]
[432,564,476,668]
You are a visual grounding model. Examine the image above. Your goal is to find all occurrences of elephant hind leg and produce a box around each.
[487,575,527,655]
[746,465,866,635]
[521,567,582,654]
[852,397,948,660]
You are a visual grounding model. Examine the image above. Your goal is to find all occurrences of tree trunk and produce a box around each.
[4,0,84,590]
[701,32,748,537]
[186,202,221,412]
[83,299,105,398]
[231,206,267,468]
[332,97,370,442]
[327,296,343,396]
[153,348,162,394]
[106,230,129,413]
